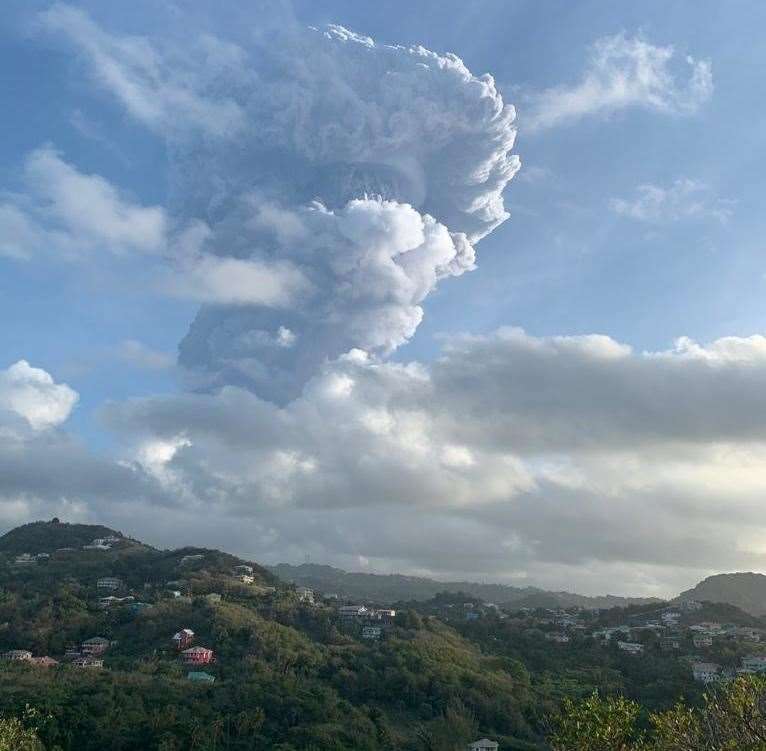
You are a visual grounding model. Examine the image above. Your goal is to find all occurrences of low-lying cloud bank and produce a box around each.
[3,330,766,596]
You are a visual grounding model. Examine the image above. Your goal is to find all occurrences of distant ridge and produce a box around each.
[270,562,662,609]
[676,572,766,616]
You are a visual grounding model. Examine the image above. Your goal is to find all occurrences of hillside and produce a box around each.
[270,562,662,610]
[0,520,141,554]
[676,572,766,616]
[0,521,548,750]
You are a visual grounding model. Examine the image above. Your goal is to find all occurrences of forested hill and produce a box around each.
[676,572,766,616]
[270,562,662,609]
[0,520,144,554]
[0,519,548,749]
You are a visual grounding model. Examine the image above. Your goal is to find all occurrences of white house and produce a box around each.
[297,587,314,604]
[692,662,721,683]
[3,650,32,661]
[693,634,713,648]
[13,554,36,566]
[468,740,499,751]
[741,655,766,673]
[339,605,368,619]
[617,641,644,655]
[97,577,123,591]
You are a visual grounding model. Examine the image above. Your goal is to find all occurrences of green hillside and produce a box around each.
[0,521,544,750]
[0,520,138,555]
[676,572,766,616]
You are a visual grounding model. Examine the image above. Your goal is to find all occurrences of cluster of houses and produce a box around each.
[3,635,114,669]
[171,627,216,682]
[11,535,124,567]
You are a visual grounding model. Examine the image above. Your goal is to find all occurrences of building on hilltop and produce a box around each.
[181,646,214,665]
[233,564,253,575]
[13,554,36,566]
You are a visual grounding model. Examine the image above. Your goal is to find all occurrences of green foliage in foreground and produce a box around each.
[550,675,766,750]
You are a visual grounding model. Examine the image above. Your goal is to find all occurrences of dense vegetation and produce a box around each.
[550,676,766,750]
[1,521,764,750]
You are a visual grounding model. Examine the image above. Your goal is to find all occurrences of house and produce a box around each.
[167,590,182,599]
[64,646,81,659]
[13,554,36,566]
[173,629,195,650]
[362,626,382,640]
[617,641,644,655]
[692,662,721,683]
[35,553,50,561]
[238,575,255,584]
[187,671,216,683]
[733,627,761,642]
[3,649,32,661]
[181,646,214,665]
[660,636,681,651]
[83,539,111,551]
[99,595,134,608]
[468,740,499,751]
[97,577,123,591]
[741,655,766,674]
[693,634,713,649]
[372,608,396,622]
[296,587,314,604]
[30,656,58,667]
[81,637,110,656]
[233,564,253,575]
[72,656,103,668]
[338,605,368,619]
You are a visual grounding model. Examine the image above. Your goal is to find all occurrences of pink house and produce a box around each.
[181,646,214,665]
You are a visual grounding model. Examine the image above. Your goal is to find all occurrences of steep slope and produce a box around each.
[270,562,662,609]
[676,572,766,616]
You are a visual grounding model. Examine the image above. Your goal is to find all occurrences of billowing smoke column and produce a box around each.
[169,25,520,402]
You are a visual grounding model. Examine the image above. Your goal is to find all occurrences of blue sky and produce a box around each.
[1,1,765,596]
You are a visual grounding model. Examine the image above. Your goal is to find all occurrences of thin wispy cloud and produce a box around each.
[611,178,734,223]
[525,33,713,132]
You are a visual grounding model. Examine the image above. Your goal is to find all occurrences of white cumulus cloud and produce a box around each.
[0,360,78,430]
